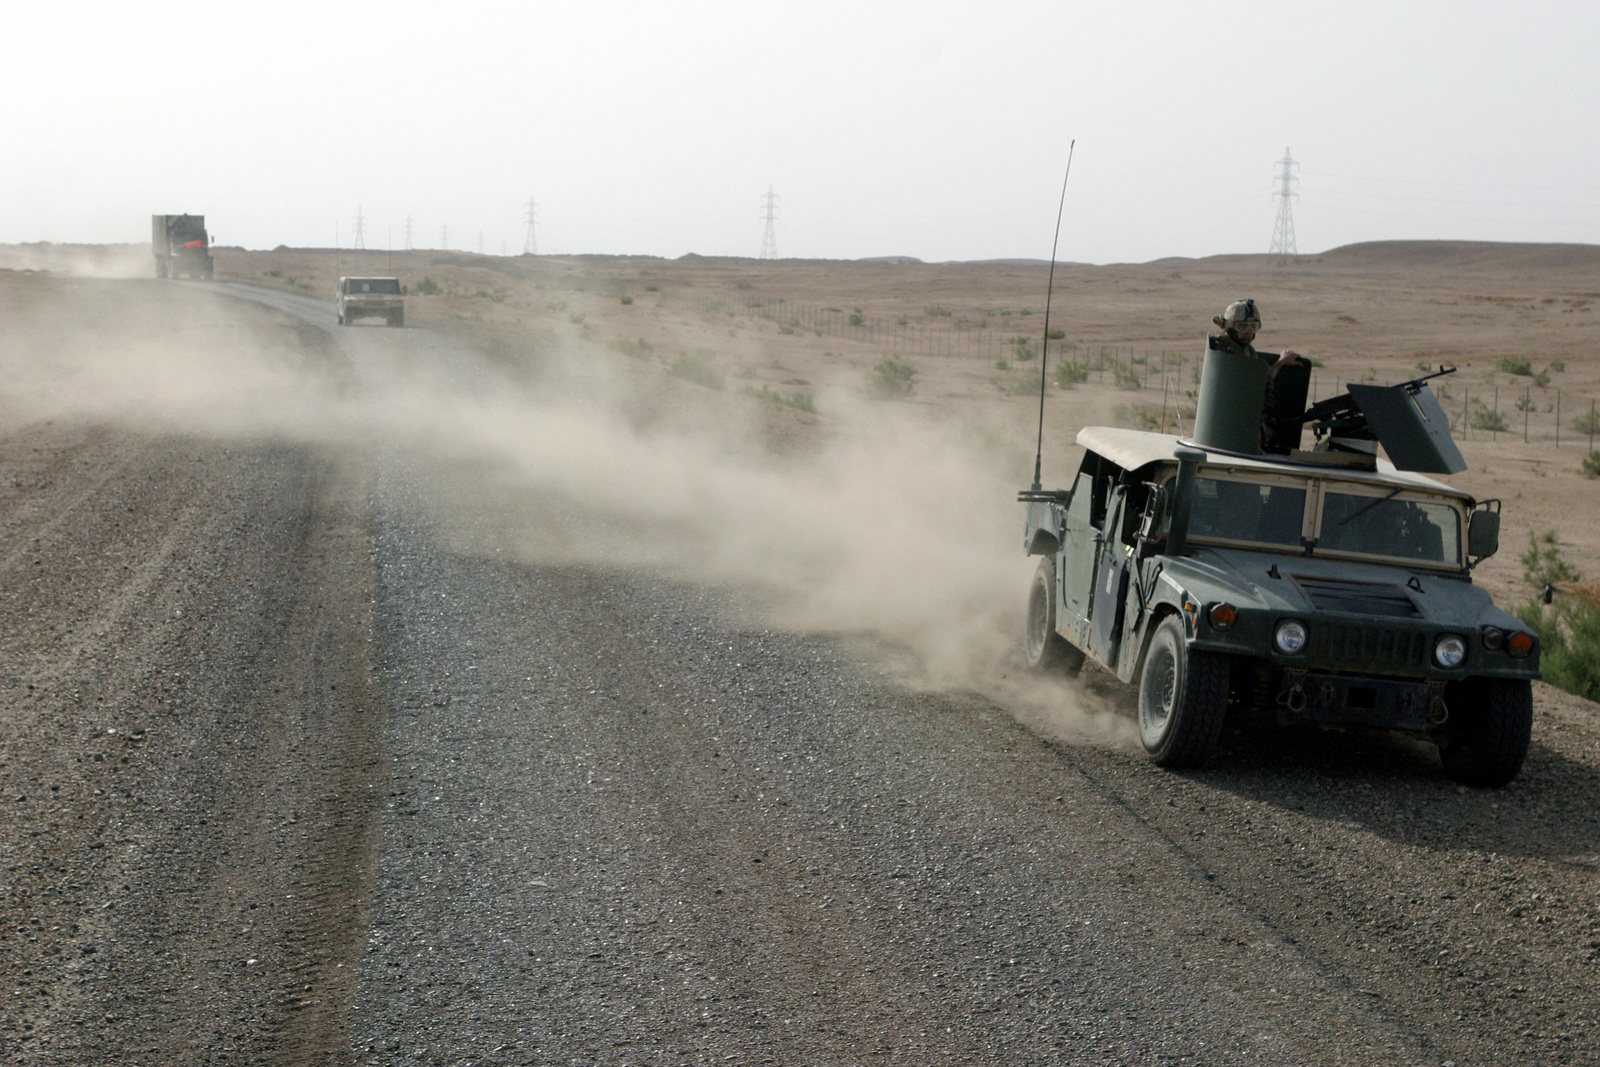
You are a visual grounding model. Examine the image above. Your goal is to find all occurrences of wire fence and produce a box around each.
[658,288,1600,451]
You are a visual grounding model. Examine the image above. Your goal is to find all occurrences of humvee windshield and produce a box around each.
[1185,473,1462,566]
[1189,478,1306,548]
[1318,488,1460,564]
[345,278,401,294]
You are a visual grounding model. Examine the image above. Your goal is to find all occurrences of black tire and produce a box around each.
[389,310,404,328]
[1440,678,1532,787]
[1026,557,1085,674]
[1136,615,1229,767]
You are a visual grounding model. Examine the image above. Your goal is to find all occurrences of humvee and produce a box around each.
[1021,346,1539,786]
[337,276,404,327]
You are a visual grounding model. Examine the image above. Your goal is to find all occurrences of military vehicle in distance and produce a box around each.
[151,214,213,279]
[336,276,404,327]
[1021,344,1539,786]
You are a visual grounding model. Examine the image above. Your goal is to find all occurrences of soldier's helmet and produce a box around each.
[1212,298,1261,334]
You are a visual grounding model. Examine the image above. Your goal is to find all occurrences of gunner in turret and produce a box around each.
[1209,298,1303,374]
[1209,298,1310,453]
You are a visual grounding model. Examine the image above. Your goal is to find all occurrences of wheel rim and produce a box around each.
[1140,644,1177,745]
[1027,580,1048,660]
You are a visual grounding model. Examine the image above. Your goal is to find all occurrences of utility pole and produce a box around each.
[1269,148,1298,259]
[404,216,414,251]
[759,186,779,259]
[353,205,367,250]
[523,197,539,255]
[478,230,484,255]
[441,224,448,250]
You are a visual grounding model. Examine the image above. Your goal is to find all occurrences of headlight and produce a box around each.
[1273,619,1308,654]
[1208,603,1238,631]
[1434,634,1467,669]
[1508,631,1535,658]
[1480,626,1505,651]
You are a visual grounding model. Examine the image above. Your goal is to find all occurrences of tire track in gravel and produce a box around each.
[0,434,386,1066]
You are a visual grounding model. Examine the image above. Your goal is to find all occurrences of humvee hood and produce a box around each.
[1167,546,1515,629]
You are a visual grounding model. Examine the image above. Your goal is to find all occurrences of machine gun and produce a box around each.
[1297,365,1455,436]
[1274,365,1464,474]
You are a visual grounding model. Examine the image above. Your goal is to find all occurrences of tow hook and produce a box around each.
[1280,668,1308,713]
[1427,680,1449,726]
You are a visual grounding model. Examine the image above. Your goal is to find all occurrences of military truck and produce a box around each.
[336,276,404,327]
[1021,344,1539,786]
[151,214,213,279]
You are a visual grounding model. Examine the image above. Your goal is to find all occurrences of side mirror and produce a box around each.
[1467,499,1501,560]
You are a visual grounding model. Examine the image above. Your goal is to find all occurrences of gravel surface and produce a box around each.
[2,277,1597,1066]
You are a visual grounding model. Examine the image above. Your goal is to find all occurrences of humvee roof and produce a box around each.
[1075,426,1467,499]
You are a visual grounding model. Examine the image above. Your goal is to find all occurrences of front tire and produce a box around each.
[1440,678,1532,787]
[1137,615,1228,767]
[389,310,404,327]
[1026,557,1084,674]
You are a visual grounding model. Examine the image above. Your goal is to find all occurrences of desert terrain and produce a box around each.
[1,240,1597,1065]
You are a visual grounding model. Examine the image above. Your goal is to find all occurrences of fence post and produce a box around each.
[1556,390,1561,447]
[1524,384,1530,443]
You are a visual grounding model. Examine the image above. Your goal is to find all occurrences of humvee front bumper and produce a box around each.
[1274,668,1440,732]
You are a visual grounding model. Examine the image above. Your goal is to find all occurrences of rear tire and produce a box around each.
[1440,678,1532,787]
[1025,557,1084,674]
[1137,615,1228,767]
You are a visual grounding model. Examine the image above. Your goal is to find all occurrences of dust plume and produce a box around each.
[0,243,152,278]
[0,272,1132,746]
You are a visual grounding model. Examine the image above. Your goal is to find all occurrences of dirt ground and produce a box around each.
[1,242,1598,1065]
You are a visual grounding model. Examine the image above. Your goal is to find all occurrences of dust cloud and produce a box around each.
[0,243,152,278]
[0,273,1132,746]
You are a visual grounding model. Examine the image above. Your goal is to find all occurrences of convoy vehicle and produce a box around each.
[1021,347,1539,786]
[337,276,404,327]
[151,214,213,279]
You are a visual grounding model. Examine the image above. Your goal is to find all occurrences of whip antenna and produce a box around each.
[1031,140,1076,492]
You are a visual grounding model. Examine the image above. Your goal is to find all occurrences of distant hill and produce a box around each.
[1313,239,1600,271]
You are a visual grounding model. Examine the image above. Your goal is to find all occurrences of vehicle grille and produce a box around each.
[1312,623,1428,669]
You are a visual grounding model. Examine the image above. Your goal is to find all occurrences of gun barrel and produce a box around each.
[1398,365,1456,393]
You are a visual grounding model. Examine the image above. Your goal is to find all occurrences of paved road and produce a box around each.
[2,278,1596,1066]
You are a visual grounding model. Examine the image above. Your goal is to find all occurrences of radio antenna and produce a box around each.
[1031,140,1076,492]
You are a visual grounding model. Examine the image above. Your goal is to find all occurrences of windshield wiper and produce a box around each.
[1337,488,1403,526]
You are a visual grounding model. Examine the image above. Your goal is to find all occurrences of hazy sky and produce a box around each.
[4,1,1597,263]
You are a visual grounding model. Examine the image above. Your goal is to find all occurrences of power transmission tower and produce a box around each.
[759,187,779,259]
[523,197,539,255]
[1269,148,1298,258]
[404,216,413,251]
[353,205,367,250]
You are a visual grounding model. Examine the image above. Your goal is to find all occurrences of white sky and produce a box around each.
[3,0,1597,263]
